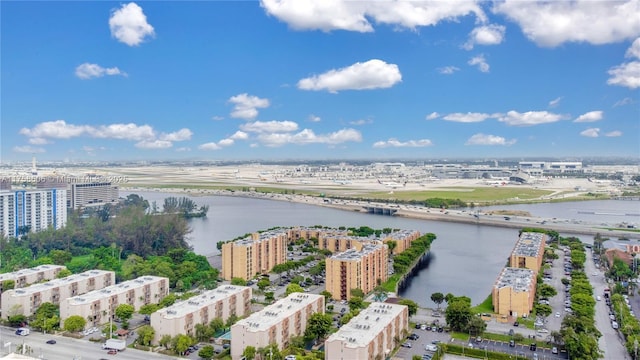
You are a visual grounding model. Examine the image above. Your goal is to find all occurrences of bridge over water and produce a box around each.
[362,206,398,215]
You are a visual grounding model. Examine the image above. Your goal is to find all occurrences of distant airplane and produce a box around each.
[377,179,406,189]
[333,179,351,185]
[588,178,612,184]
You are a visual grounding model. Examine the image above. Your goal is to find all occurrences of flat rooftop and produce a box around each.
[65,276,167,305]
[494,267,535,292]
[330,243,386,261]
[234,229,288,247]
[384,229,421,240]
[236,293,323,332]
[157,285,250,319]
[326,302,406,348]
[7,270,114,297]
[0,265,65,282]
[512,232,546,257]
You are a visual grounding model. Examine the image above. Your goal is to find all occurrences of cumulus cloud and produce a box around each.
[297,59,401,93]
[580,128,600,137]
[468,54,490,72]
[605,130,623,137]
[198,142,222,151]
[228,93,270,120]
[442,112,494,123]
[218,138,235,147]
[465,133,516,146]
[574,111,604,123]
[257,128,362,147]
[260,0,485,32]
[607,61,640,89]
[240,120,299,133]
[426,112,440,120]
[463,24,506,50]
[19,120,192,150]
[75,63,127,80]
[498,111,566,126]
[230,131,249,140]
[548,97,563,108]
[109,2,155,46]
[372,138,433,148]
[308,114,321,122]
[13,146,45,153]
[627,37,640,58]
[349,119,373,126]
[437,66,460,75]
[493,0,640,47]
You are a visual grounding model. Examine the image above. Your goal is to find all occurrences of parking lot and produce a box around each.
[394,324,450,360]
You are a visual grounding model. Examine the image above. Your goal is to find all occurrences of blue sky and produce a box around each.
[2,1,639,162]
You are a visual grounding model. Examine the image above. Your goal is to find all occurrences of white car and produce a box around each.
[425,344,438,352]
[538,328,549,333]
[555,312,560,317]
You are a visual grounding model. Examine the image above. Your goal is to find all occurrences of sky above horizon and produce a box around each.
[2,1,639,162]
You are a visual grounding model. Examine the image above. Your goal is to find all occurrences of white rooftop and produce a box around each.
[330,243,386,261]
[234,229,289,247]
[237,293,323,332]
[512,232,545,257]
[495,267,535,292]
[65,276,168,305]
[157,285,250,319]
[0,265,65,282]
[7,270,113,297]
[326,302,406,348]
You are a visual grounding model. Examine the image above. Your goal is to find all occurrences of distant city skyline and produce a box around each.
[2,1,639,162]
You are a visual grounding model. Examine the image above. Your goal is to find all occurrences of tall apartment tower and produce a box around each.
[221,230,287,280]
[0,188,67,238]
[68,182,119,210]
[325,243,388,301]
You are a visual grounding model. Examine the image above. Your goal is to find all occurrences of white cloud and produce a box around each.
[135,140,172,149]
[198,142,222,151]
[464,24,506,50]
[308,114,321,122]
[426,112,440,120]
[230,131,249,140]
[109,2,155,46]
[442,112,494,123]
[493,0,640,47]
[260,0,485,32]
[211,116,224,121]
[240,120,299,133]
[175,147,191,152]
[297,59,402,93]
[90,123,155,140]
[468,54,490,72]
[257,128,362,147]
[607,60,640,89]
[437,66,460,75]
[28,138,50,145]
[218,138,235,147]
[75,63,127,80]
[574,111,604,123]
[498,110,566,126]
[605,130,623,137]
[13,146,45,153]
[349,119,373,126]
[372,138,433,148]
[548,97,563,108]
[159,128,193,141]
[465,133,516,146]
[228,93,270,120]
[613,97,634,107]
[627,37,640,59]
[580,128,600,137]
[19,120,89,139]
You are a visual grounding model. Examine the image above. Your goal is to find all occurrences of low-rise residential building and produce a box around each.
[509,232,547,272]
[231,293,324,359]
[1,270,115,319]
[324,302,409,360]
[492,267,537,317]
[60,276,169,327]
[0,265,66,291]
[151,285,252,344]
[325,243,388,301]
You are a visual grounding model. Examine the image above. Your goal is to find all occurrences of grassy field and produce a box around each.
[471,294,494,314]
[356,187,553,203]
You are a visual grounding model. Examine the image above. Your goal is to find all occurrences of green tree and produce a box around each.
[348,296,364,312]
[195,323,213,342]
[286,283,304,296]
[386,241,397,256]
[534,303,553,318]
[172,334,192,355]
[198,345,215,360]
[209,318,225,333]
[445,298,472,332]
[257,278,271,291]
[1,279,15,290]
[444,293,455,304]
[159,334,172,349]
[320,290,333,303]
[350,288,365,298]
[49,249,72,265]
[160,293,178,307]
[537,283,558,299]
[63,315,86,332]
[243,346,257,360]
[467,316,487,336]
[304,313,332,341]
[138,303,160,315]
[115,303,135,326]
[231,277,247,286]
[34,302,59,332]
[431,292,445,310]
[137,325,155,346]
[56,268,72,278]
[398,298,418,316]
[226,314,239,328]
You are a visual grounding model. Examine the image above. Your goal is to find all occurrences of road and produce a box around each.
[584,248,631,360]
[0,326,178,360]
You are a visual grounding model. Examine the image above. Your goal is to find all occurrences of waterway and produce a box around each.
[122,191,639,308]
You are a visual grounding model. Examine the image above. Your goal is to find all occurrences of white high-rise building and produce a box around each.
[0,189,67,238]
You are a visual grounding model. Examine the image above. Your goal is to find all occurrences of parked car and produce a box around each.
[46,340,56,345]
[401,342,412,348]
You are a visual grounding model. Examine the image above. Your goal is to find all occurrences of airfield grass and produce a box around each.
[361,187,553,203]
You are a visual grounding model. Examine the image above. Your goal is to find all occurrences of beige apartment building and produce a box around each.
[509,232,547,272]
[381,230,421,255]
[325,302,409,360]
[60,276,169,327]
[151,285,251,344]
[492,267,537,317]
[221,230,288,280]
[325,243,388,301]
[0,265,66,291]
[1,270,115,319]
[231,293,324,359]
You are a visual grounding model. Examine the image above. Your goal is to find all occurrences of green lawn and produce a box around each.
[471,294,494,314]
[359,187,552,203]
